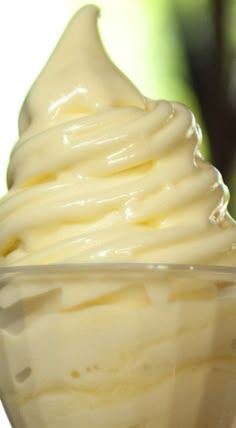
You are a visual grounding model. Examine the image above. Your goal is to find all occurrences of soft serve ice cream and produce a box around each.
[0,5,236,428]
[0,5,235,267]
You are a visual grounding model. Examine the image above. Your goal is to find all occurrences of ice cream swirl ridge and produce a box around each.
[0,5,235,266]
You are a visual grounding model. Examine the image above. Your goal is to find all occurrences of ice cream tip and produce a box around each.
[0,5,235,267]
[18,4,145,140]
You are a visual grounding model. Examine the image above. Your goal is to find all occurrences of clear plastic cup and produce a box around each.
[0,263,236,428]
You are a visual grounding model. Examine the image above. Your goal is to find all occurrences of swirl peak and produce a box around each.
[18,5,145,140]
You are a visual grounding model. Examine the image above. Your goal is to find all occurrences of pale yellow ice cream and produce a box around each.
[0,5,236,428]
[0,5,235,267]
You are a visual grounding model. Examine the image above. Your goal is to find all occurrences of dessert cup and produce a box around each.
[0,263,236,428]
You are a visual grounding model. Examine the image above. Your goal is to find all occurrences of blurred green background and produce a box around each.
[135,0,236,217]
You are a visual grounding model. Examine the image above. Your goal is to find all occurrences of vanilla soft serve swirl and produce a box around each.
[1,7,236,428]
[0,5,235,266]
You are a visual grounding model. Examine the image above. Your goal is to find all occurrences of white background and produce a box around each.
[0,0,159,425]
[0,0,164,198]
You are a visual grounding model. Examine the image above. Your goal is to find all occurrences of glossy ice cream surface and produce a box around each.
[0,5,236,428]
[0,6,235,267]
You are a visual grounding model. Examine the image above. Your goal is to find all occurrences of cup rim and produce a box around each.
[0,263,235,276]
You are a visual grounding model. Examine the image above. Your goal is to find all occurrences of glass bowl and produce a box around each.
[0,263,236,428]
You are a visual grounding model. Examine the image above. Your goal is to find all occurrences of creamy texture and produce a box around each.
[1,267,236,428]
[0,5,235,267]
[0,5,236,428]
